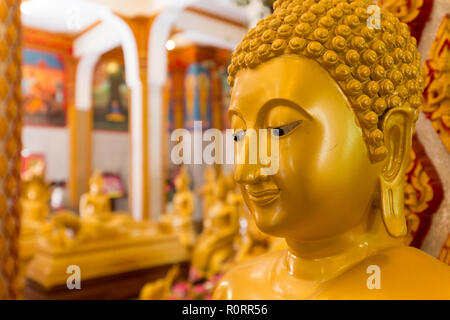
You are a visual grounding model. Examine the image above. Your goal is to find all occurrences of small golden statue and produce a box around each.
[198,166,217,230]
[160,167,196,247]
[139,265,180,300]
[192,174,239,278]
[27,172,190,290]
[79,171,111,220]
[20,173,50,228]
[20,161,51,263]
[233,210,272,264]
[214,0,450,299]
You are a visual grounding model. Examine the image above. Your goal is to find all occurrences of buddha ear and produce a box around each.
[379,107,416,238]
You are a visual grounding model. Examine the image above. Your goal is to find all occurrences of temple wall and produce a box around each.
[22,126,69,183]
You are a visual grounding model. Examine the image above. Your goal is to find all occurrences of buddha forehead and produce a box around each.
[230,55,346,118]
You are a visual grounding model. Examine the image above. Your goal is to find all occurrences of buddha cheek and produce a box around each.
[298,140,379,238]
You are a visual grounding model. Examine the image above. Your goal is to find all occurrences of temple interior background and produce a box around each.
[0,0,448,300]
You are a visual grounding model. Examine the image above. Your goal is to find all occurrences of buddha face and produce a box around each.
[175,172,188,192]
[89,175,103,195]
[230,56,384,241]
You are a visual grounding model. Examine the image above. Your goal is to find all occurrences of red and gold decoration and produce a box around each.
[379,0,434,42]
[380,1,447,250]
[0,0,22,300]
[403,136,444,248]
[439,233,450,265]
[423,15,450,152]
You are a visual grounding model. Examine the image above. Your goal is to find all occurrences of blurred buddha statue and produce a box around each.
[226,173,245,219]
[232,187,287,264]
[27,173,189,291]
[139,265,180,300]
[20,161,51,262]
[192,174,239,278]
[234,210,272,264]
[160,167,195,247]
[214,0,450,299]
[21,169,50,228]
[40,171,152,250]
[79,171,111,221]
[198,166,217,230]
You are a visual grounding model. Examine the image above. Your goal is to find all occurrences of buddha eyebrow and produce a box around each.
[257,98,313,122]
[267,120,303,130]
[228,109,246,128]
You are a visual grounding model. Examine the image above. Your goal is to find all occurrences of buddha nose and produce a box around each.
[234,133,268,185]
[235,164,268,185]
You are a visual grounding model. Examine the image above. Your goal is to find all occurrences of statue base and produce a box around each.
[24,233,190,299]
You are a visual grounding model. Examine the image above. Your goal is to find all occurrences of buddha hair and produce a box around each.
[228,0,424,162]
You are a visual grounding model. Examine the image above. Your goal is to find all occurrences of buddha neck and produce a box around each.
[284,208,400,282]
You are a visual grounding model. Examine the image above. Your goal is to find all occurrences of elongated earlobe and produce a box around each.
[380,107,416,237]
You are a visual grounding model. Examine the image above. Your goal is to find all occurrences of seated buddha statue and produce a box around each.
[192,174,240,278]
[20,167,51,264]
[160,167,195,247]
[40,171,149,250]
[139,265,180,300]
[233,209,272,263]
[79,171,111,221]
[20,173,50,228]
[214,0,450,299]
[198,166,217,230]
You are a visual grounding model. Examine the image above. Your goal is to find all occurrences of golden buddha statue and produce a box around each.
[27,172,190,290]
[214,0,450,299]
[233,209,272,263]
[20,173,50,228]
[79,171,111,220]
[160,167,196,247]
[192,174,240,278]
[19,165,51,283]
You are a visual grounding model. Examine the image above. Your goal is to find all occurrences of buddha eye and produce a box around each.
[232,130,246,142]
[269,120,303,137]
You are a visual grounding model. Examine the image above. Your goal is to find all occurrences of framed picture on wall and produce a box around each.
[21,153,46,180]
[102,173,125,199]
[22,48,66,126]
[93,58,130,131]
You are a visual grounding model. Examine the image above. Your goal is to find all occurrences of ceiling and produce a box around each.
[21,0,102,34]
[21,0,248,35]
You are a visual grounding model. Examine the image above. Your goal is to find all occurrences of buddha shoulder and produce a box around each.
[213,250,286,300]
[322,246,450,300]
[213,246,450,300]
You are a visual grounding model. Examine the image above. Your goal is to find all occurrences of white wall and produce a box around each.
[22,126,69,182]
